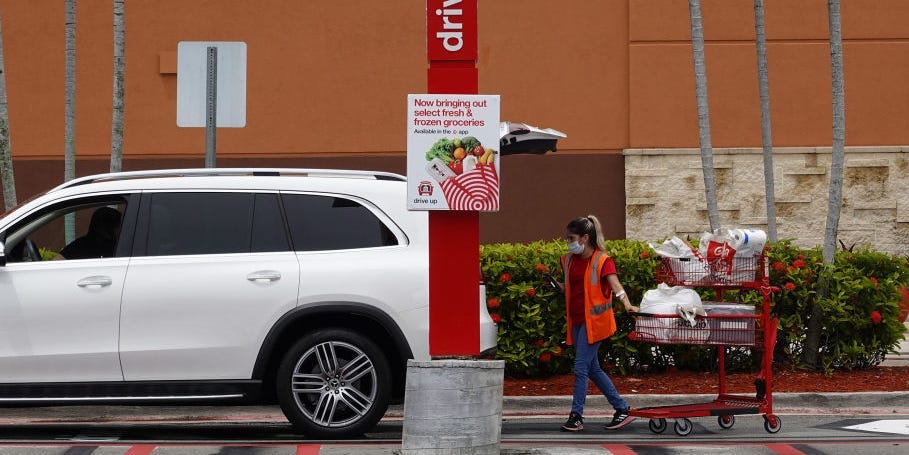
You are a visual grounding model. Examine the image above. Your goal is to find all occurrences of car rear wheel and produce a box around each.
[276,329,391,438]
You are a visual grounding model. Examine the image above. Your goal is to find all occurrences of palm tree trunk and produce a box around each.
[754,0,777,241]
[688,0,721,232]
[0,13,17,211]
[64,0,76,243]
[822,0,845,264]
[804,0,846,370]
[110,0,124,173]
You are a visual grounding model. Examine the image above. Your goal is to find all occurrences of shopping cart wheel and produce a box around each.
[763,414,782,434]
[648,418,667,434]
[673,418,693,436]
[717,414,735,429]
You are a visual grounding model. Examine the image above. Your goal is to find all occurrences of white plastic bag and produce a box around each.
[677,301,707,327]
[728,228,767,256]
[651,237,711,285]
[636,284,707,342]
[703,303,756,345]
[699,228,766,284]
[650,236,698,259]
[666,317,711,344]
[640,283,693,313]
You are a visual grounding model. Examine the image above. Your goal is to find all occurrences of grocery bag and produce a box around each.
[666,317,711,344]
[703,303,756,345]
[636,284,705,342]
[650,237,712,285]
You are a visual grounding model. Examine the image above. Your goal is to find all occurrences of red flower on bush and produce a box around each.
[499,273,511,283]
[531,339,544,348]
[785,282,796,291]
[792,259,806,269]
[772,261,785,272]
[490,313,501,324]
[539,353,551,363]
[797,254,805,260]
[526,288,537,298]
[870,310,882,325]
[640,251,650,259]
[535,264,549,273]
[552,346,563,357]
[869,276,879,288]
[487,298,500,309]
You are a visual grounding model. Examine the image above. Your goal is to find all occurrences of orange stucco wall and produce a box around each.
[3,1,909,243]
[629,0,909,148]
[5,1,909,160]
[1,0,633,159]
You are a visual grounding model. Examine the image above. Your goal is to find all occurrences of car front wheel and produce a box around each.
[276,329,391,438]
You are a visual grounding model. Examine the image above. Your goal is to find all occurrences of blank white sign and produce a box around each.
[177,41,247,127]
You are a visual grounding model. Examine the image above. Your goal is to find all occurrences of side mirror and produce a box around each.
[0,241,5,266]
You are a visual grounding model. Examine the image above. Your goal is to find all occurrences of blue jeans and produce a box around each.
[570,324,628,416]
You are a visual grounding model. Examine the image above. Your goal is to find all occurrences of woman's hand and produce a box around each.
[606,275,638,313]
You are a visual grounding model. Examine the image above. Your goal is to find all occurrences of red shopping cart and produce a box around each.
[627,254,781,436]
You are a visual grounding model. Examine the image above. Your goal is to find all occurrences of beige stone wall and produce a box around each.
[624,147,909,257]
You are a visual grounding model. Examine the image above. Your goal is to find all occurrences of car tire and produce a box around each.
[276,328,391,438]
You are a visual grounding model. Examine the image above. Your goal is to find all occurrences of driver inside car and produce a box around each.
[59,206,122,260]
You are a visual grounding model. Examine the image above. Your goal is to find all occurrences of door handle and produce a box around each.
[247,270,281,282]
[77,276,113,288]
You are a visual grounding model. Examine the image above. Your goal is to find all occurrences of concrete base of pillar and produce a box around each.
[400,359,505,455]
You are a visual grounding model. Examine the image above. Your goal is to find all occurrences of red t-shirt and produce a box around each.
[568,254,617,327]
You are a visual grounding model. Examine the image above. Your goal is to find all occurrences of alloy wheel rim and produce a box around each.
[291,340,377,427]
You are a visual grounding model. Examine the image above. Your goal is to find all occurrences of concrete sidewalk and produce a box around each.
[0,391,907,425]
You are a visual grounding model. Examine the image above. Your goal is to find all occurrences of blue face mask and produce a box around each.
[568,241,585,255]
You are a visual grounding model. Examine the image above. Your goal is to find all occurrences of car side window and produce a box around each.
[252,193,290,253]
[281,193,398,252]
[144,192,290,256]
[1,196,129,262]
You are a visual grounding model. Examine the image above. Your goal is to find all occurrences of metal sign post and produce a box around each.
[205,46,217,168]
[177,41,246,166]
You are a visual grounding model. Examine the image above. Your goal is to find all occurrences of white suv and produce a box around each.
[0,168,497,438]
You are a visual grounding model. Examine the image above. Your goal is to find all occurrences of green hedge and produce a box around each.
[480,239,909,377]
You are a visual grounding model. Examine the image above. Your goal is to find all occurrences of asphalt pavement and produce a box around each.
[1,391,908,454]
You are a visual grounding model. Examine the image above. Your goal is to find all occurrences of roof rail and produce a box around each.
[48,168,407,192]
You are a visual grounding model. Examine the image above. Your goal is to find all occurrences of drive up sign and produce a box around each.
[406,94,500,211]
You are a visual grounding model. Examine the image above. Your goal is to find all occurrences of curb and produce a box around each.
[501,391,909,416]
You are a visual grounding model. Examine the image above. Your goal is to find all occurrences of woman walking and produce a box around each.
[554,215,639,432]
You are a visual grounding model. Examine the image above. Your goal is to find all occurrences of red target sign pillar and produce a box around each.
[410,0,498,356]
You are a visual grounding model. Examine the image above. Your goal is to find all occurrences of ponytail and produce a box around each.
[587,215,605,250]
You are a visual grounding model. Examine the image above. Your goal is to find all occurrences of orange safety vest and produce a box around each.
[561,250,617,345]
